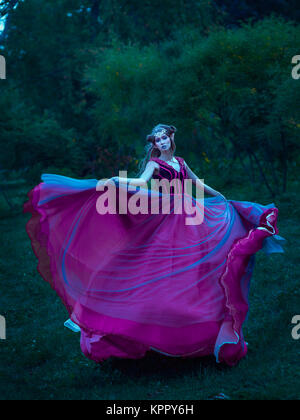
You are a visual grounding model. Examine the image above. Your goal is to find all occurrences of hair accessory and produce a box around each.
[154,129,168,138]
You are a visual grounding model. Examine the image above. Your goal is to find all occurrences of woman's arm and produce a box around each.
[184,160,227,199]
[105,161,158,187]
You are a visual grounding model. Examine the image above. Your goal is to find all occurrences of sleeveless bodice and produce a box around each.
[150,156,188,195]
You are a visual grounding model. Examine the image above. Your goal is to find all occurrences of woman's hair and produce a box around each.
[136,124,177,177]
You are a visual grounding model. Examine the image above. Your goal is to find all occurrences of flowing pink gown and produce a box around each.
[23,156,285,366]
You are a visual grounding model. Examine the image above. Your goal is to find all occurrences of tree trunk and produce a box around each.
[249,149,276,198]
[248,152,256,182]
[0,185,14,210]
[91,0,101,39]
[280,129,288,193]
[263,135,280,188]
[238,154,255,186]
[226,136,254,185]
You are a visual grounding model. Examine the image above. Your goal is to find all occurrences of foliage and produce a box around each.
[185,16,300,195]
[0,83,82,184]
[214,0,300,25]
[91,0,219,45]
[84,17,300,194]
[0,1,299,194]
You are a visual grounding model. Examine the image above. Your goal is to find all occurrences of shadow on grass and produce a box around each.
[102,350,229,381]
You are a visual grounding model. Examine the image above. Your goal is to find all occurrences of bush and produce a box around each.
[83,16,300,194]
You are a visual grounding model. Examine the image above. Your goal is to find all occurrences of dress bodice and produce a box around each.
[150,156,188,194]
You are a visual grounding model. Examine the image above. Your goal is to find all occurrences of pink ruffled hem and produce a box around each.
[215,208,279,366]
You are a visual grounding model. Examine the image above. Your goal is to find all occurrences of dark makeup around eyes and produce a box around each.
[155,135,168,143]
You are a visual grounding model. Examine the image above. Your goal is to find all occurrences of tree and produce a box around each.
[214,0,300,25]
[0,0,18,17]
[0,0,19,43]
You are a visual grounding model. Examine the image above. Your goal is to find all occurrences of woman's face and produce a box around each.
[154,132,173,152]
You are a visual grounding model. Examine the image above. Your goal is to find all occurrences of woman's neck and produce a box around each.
[159,151,174,162]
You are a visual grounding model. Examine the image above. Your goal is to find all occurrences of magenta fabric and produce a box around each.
[23,156,285,366]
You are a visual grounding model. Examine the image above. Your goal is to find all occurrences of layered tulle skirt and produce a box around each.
[23,174,285,366]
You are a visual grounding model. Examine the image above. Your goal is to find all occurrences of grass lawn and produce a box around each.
[0,179,299,400]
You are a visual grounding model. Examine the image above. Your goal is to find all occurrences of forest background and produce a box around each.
[0,0,299,400]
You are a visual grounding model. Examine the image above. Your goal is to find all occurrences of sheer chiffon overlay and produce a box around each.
[23,156,285,366]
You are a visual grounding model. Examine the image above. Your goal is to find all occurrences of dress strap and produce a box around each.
[151,156,182,163]
[150,156,184,173]
[175,156,185,168]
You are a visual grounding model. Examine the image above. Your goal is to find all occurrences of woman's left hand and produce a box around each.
[104,176,119,187]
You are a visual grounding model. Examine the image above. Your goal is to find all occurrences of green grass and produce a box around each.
[0,180,299,400]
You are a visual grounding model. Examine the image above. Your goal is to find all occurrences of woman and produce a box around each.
[23,123,285,366]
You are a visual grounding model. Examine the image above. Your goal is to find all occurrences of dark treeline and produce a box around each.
[0,0,299,199]
[214,0,300,25]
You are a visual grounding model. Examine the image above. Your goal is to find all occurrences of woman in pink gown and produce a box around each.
[23,124,285,367]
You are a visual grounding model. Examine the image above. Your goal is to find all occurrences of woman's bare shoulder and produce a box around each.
[147,159,160,170]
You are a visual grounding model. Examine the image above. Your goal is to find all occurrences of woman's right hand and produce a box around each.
[104,177,118,187]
